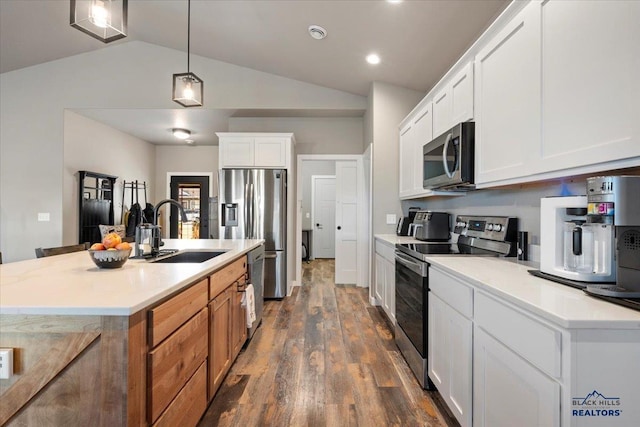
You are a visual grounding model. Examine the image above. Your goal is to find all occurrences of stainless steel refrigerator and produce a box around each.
[219,169,287,298]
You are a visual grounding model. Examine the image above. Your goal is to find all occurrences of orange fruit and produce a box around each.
[102,233,122,249]
[115,242,131,251]
[107,248,117,251]
[90,243,105,251]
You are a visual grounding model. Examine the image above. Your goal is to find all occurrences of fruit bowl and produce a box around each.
[88,248,132,269]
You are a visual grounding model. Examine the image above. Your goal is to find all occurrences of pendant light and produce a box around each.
[70,0,127,43]
[172,0,203,107]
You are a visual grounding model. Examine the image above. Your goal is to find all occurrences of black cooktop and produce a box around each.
[396,242,500,262]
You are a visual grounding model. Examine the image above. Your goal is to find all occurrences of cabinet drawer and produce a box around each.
[475,292,561,378]
[429,268,473,318]
[148,308,209,423]
[375,241,395,263]
[152,361,207,427]
[209,256,246,299]
[149,279,208,347]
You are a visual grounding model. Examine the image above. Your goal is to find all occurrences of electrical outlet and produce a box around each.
[37,212,50,222]
[0,348,13,379]
[386,214,397,225]
[305,212,310,218]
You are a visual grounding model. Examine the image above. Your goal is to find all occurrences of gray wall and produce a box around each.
[0,41,365,262]
[63,111,156,245]
[370,82,425,234]
[228,117,364,155]
[300,161,336,230]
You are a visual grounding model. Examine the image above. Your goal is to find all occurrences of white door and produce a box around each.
[335,161,358,284]
[311,175,336,259]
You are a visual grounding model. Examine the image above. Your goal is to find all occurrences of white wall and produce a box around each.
[300,161,336,230]
[370,82,424,234]
[155,145,219,202]
[228,117,364,155]
[0,41,366,262]
[63,111,156,245]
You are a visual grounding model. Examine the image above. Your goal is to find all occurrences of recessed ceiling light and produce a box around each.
[172,128,191,139]
[366,54,381,65]
[308,25,327,40]
[387,0,403,4]
[185,139,195,145]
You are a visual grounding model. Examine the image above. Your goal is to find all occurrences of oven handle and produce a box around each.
[395,251,428,277]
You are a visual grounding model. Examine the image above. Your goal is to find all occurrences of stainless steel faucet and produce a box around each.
[152,199,189,247]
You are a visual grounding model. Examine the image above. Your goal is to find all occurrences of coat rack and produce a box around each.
[121,180,154,237]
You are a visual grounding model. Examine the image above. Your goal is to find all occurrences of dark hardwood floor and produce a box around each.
[199,259,455,426]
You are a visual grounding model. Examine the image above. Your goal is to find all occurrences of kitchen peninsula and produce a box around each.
[0,239,263,426]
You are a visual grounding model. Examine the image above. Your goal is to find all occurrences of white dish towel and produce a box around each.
[241,283,256,328]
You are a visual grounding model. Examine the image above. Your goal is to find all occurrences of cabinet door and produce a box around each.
[433,87,452,139]
[399,122,415,198]
[536,0,640,174]
[429,294,472,427]
[254,137,287,168]
[231,282,247,359]
[475,2,540,185]
[374,253,385,305]
[450,62,474,125]
[219,137,255,167]
[383,257,395,324]
[209,289,231,399]
[474,327,560,427]
[412,103,433,194]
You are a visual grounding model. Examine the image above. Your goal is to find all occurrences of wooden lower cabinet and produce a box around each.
[231,283,247,360]
[209,289,232,399]
[152,362,208,427]
[148,308,208,424]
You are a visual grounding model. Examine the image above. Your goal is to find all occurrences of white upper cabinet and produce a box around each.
[398,122,415,198]
[475,1,541,185]
[411,103,433,192]
[433,62,474,139]
[218,133,294,169]
[536,0,640,174]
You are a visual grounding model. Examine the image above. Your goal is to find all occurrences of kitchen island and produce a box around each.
[0,239,263,427]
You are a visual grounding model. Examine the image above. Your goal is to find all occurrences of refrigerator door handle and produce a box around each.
[244,182,250,237]
[264,253,278,259]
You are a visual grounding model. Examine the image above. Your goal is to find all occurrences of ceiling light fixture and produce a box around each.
[172,128,191,139]
[172,0,203,107]
[185,139,195,145]
[70,0,127,43]
[387,0,403,4]
[366,53,381,65]
[308,25,327,40]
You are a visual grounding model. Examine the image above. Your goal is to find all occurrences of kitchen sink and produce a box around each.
[150,250,227,263]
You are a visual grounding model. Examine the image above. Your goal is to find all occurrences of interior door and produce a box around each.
[312,175,336,259]
[169,175,209,239]
[335,161,358,284]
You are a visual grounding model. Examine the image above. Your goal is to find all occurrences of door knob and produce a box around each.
[337,226,342,230]
[316,223,322,229]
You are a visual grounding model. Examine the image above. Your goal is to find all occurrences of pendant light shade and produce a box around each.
[172,0,203,107]
[70,0,127,43]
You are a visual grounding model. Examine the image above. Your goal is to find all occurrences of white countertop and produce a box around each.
[375,234,423,245]
[425,256,640,329]
[0,239,263,316]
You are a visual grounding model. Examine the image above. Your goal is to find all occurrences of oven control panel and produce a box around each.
[454,215,518,242]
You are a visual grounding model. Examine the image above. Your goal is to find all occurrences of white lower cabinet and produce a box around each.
[429,294,472,427]
[374,239,395,324]
[473,327,560,427]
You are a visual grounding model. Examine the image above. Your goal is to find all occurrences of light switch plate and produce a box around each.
[386,214,397,225]
[0,348,13,379]
[37,212,50,222]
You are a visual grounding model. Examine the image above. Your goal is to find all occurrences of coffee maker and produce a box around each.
[540,195,616,285]
[584,176,640,298]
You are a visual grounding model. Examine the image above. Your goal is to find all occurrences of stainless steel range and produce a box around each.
[394,215,518,389]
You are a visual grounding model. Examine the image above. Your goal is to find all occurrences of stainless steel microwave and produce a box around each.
[423,122,475,190]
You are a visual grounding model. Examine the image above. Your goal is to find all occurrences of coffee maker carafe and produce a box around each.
[540,195,616,284]
[134,223,160,258]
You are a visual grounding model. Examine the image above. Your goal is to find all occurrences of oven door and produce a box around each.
[395,250,429,357]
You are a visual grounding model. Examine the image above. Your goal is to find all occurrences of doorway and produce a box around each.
[169,175,209,239]
[296,154,369,289]
[311,175,336,259]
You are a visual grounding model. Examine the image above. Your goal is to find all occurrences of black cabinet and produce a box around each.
[78,171,117,244]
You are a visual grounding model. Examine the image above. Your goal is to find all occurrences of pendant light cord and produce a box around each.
[187,0,191,73]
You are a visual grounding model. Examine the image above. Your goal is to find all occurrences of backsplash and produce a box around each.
[401,175,623,263]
